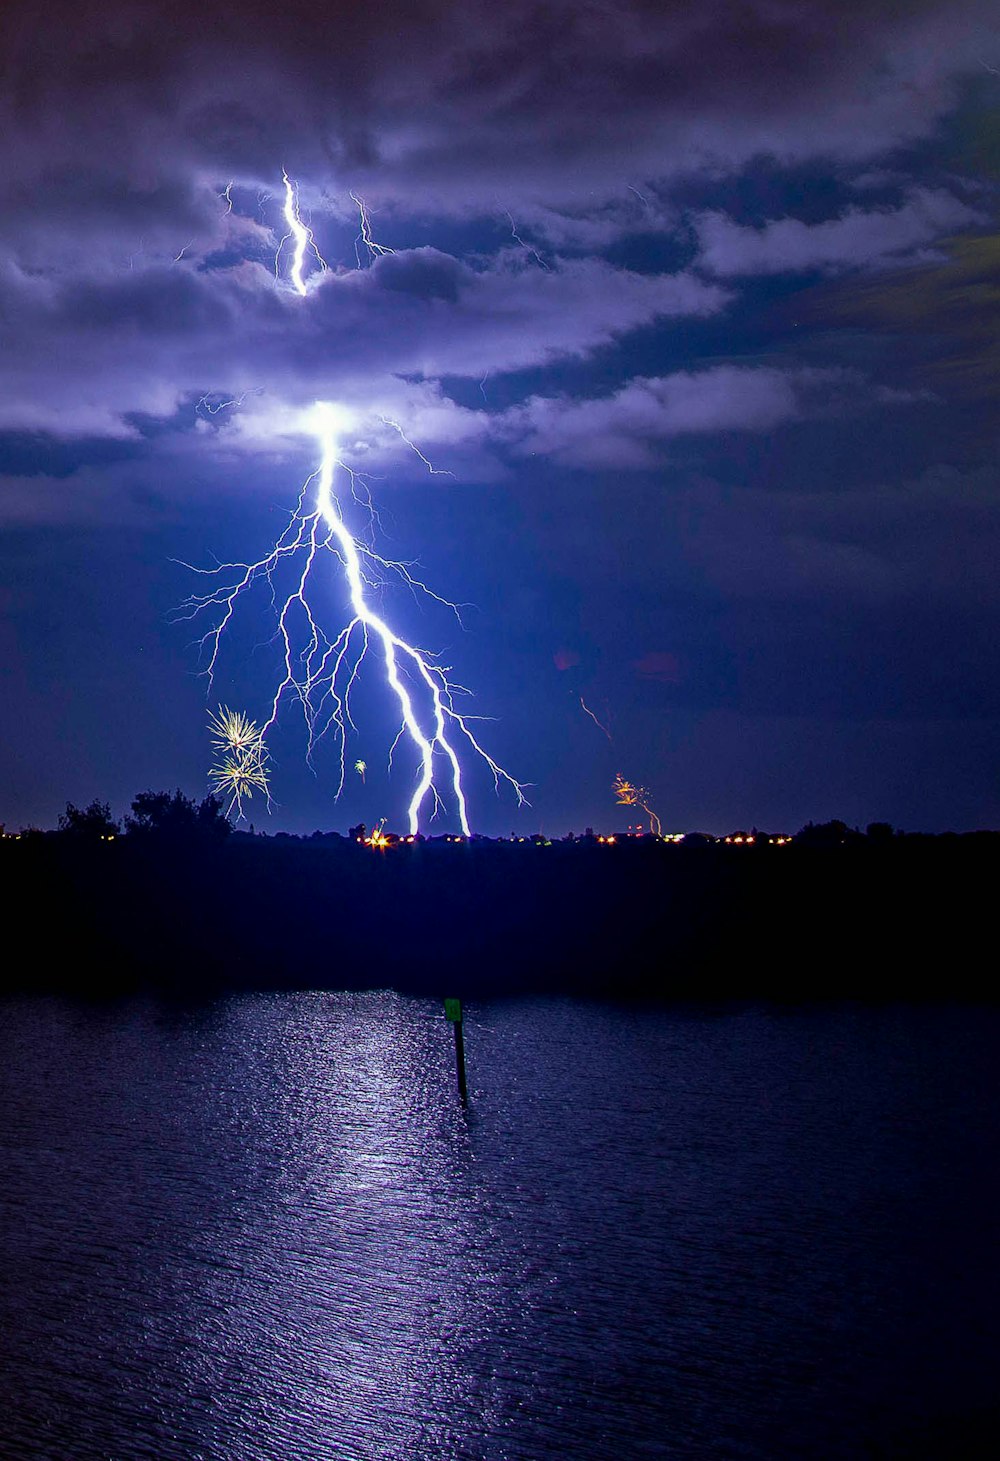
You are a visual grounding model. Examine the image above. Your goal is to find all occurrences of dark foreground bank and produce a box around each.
[3,832,995,999]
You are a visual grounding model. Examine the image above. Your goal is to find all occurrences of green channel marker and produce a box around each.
[444,997,468,1103]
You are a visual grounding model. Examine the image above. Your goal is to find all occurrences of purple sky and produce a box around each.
[1,0,998,835]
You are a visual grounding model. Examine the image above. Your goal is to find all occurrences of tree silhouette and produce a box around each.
[795,819,863,848]
[58,799,120,840]
[125,790,231,842]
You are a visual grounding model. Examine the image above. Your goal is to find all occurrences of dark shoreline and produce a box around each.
[5,833,994,1001]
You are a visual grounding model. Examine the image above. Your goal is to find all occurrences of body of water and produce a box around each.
[0,995,996,1459]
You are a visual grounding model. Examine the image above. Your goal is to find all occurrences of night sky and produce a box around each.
[1,0,998,837]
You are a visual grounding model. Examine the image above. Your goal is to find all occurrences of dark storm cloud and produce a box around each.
[376,250,465,303]
[8,2,999,182]
[818,231,1000,399]
[1,0,994,222]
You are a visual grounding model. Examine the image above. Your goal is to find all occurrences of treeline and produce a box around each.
[1,792,995,1002]
[56,790,231,843]
[6,793,999,848]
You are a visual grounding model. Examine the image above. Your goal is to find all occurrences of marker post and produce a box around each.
[444,997,467,1104]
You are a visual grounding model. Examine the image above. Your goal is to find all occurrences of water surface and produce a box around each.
[0,995,996,1459]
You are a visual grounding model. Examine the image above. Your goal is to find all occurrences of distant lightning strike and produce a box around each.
[180,404,526,835]
[379,415,454,476]
[351,192,394,265]
[196,387,264,417]
[503,209,549,270]
[580,696,612,743]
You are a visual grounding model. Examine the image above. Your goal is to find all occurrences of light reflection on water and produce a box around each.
[0,995,997,1459]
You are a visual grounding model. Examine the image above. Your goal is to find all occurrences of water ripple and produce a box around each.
[0,995,997,1459]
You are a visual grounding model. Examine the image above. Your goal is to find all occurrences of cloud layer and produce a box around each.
[3,0,994,212]
[0,0,991,464]
[696,189,983,277]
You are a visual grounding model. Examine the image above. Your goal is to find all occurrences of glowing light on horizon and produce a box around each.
[365,818,390,849]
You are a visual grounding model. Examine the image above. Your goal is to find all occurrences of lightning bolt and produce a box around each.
[351,192,394,265]
[503,208,549,270]
[580,696,613,743]
[378,415,454,476]
[178,404,527,835]
[196,388,264,417]
[277,170,328,295]
[127,235,146,271]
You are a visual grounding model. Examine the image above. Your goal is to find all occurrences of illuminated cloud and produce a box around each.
[0,248,726,442]
[696,189,983,277]
[0,0,990,459]
[500,367,864,468]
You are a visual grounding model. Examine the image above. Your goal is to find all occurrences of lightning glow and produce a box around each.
[181,405,527,835]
